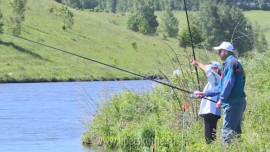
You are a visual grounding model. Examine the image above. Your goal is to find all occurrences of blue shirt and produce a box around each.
[205,55,246,107]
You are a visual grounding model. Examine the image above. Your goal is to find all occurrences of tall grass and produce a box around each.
[82,49,212,151]
[82,50,270,151]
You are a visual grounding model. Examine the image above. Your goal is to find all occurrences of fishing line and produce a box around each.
[3,33,217,103]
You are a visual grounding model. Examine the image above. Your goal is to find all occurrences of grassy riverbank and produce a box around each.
[0,0,269,82]
[82,51,270,151]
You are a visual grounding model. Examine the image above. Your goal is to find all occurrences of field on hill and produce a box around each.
[0,0,188,82]
[0,0,269,83]
[244,10,270,43]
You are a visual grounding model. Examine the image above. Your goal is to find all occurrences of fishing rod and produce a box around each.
[3,33,217,103]
[183,0,201,91]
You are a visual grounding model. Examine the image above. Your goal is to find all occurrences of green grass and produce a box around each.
[244,10,270,43]
[0,0,191,82]
[82,51,270,152]
[0,0,269,82]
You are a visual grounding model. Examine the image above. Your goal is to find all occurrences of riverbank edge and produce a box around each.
[0,75,162,83]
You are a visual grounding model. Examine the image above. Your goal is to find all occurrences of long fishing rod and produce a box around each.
[183,0,201,91]
[3,33,217,103]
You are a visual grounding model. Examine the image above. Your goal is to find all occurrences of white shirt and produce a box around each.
[199,66,221,116]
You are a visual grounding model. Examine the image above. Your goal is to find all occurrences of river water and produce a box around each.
[0,80,154,152]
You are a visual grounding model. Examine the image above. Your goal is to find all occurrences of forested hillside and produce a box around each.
[57,0,270,11]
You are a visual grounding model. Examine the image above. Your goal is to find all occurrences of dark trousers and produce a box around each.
[222,100,246,143]
[202,113,220,144]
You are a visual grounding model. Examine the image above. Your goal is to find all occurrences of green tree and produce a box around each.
[56,0,99,9]
[197,0,254,54]
[106,0,117,12]
[9,0,27,36]
[139,1,158,34]
[178,25,204,48]
[82,0,98,9]
[158,8,179,38]
[62,0,81,8]
[128,0,158,34]
[127,13,150,34]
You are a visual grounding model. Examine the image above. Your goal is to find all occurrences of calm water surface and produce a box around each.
[0,80,154,152]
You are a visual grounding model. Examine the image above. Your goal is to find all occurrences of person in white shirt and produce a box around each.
[191,60,222,144]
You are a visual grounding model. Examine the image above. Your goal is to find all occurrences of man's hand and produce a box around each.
[216,101,222,109]
[191,60,199,66]
[191,60,206,71]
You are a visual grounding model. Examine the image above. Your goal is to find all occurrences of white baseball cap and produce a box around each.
[213,41,234,52]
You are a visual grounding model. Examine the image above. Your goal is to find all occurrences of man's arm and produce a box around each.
[191,60,207,71]
[219,77,235,103]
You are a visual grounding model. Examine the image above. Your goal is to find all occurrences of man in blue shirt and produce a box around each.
[196,41,246,144]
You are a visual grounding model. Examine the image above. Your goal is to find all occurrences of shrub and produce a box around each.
[127,0,158,35]
[158,8,179,38]
[178,25,204,48]
[131,42,137,49]
[94,6,101,12]
[9,0,27,36]
[127,13,150,34]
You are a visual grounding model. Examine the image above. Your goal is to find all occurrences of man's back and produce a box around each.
[220,55,246,106]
